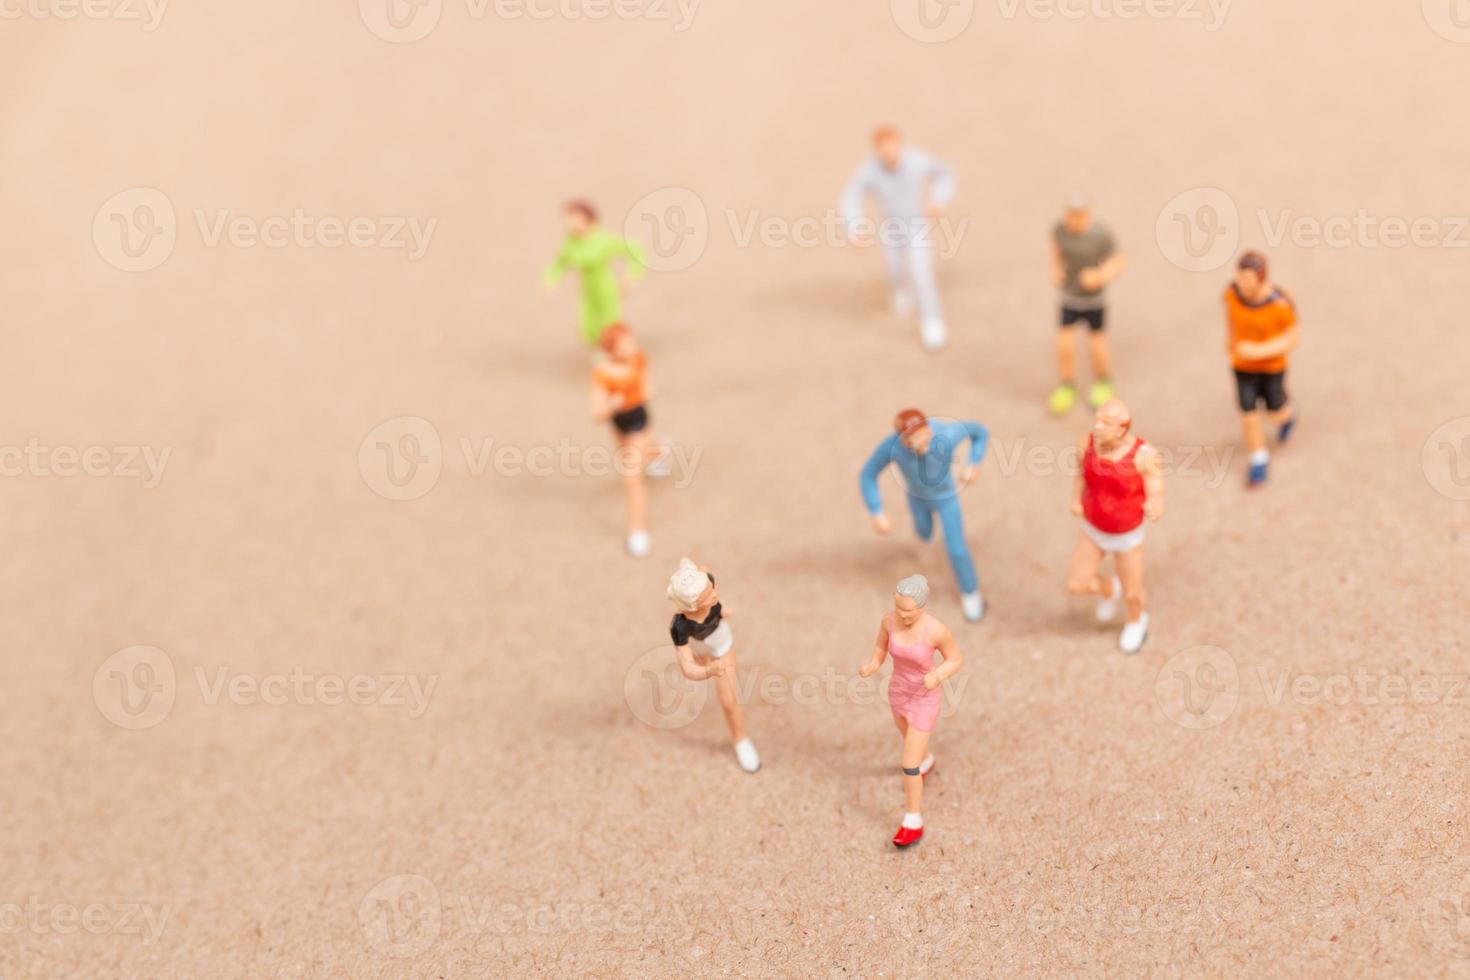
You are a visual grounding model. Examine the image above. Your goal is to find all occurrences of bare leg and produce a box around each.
[698,648,747,744]
[1056,327,1079,384]
[1268,401,1294,429]
[1088,331,1112,379]
[1114,546,1147,622]
[617,433,648,535]
[1241,411,1267,455]
[1066,533,1109,597]
[901,725,932,816]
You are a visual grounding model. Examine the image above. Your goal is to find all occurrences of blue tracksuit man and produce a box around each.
[859,419,988,595]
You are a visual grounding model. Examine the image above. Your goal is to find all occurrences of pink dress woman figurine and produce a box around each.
[859,574,966,848]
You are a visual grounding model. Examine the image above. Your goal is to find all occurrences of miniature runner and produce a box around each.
[1048,195,1127,414]
[542,200,646,345]
[1066,400,1163,653]
[1224,250,1299,487]
[860,409,989,622]
[841,127,957,351]
[590,323,652,557]
[667,559,760,773]
[859,574,965,847]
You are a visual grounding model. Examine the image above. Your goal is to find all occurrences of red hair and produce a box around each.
[893,408,927,436]
[598,322,633,353]
[564,199,598,223]
[872,125,902,146]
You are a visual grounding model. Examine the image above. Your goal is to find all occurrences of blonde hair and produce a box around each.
[667,558,710,613]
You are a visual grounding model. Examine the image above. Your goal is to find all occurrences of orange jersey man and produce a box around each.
[1224,252,1299,486]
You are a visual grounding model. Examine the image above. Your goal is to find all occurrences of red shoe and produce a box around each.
[892,825,924,848]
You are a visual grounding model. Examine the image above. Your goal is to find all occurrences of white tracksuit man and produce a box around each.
[841,147,956,350]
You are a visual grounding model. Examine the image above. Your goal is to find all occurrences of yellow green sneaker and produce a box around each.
[1047,382,1077,415]
[1088,377,1115,408]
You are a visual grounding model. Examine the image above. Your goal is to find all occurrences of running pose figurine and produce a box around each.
[666,559,760,773]
[1225,251,1299,487]
[1048,195,1127,414]
[542,200,646,346]
[590,323,652,557]
[841,127,956,352]
[860,409,989,622]
[1066,400,1163,654]
[859,574,965,848]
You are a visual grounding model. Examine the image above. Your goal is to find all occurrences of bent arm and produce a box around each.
[962,421,990,466]
[930,626,964,683]
[619,236,647,280]
[927,155,956,208]
[841,164,874,231]
[674,643,717,681]
[859,439,894,515]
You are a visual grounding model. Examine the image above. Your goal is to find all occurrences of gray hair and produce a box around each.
[895,574,930,607]
[1064,192,1092,211]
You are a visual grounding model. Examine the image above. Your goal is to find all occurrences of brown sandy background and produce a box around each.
[3,0,1470,976]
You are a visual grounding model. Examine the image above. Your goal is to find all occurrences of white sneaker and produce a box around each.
[626,530,651,558]
[918,753,934,776]
[734,738,760,773]
[1095,576,1122,623]
[920,318,948,352]
[1119,613,1149,654]
[891,287,915,317]
[961,591,984,622]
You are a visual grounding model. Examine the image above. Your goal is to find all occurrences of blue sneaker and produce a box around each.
[1247,459,1269,487]
[1277,414,1297,445]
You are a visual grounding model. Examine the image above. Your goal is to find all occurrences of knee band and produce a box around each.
[902,765,922,776]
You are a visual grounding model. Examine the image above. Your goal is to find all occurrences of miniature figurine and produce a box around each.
[666,559,760,773]
[1048,195,1127,414]
[1224,251,1299,487]
[590,323,652,557]
[541,200,646,346]
[859,574,965,848]
[860,409,989,622]
[1066,400,1163,654]
[841,126,956,352]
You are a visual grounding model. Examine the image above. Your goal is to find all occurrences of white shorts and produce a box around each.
[1084,519,1145,554]
[693,621,734,659]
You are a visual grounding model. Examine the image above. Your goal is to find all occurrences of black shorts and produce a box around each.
[612,404,649,435]
[1233,370,1288,413]
[1060,306,1106,332]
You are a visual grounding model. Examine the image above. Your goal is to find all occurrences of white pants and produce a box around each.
[883,237,943,322]
[1084,519,1145,554]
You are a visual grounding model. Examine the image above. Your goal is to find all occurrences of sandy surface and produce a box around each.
[3,1,1470,976]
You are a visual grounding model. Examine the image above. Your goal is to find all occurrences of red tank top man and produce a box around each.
[1066,400,1164,653]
